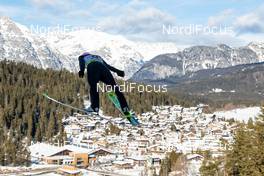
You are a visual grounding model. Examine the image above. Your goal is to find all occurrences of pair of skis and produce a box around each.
[42,92,139,126]
[106,91,139,126]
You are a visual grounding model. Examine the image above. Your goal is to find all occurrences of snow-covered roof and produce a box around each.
[64,124,81,130]
[29,143,93,158]
[186,154,204,160]
[112,160,133,165]
[128,155,147,161]
[58,168,81,174]
[85,123,96,127]
[29,143,61,158]
[100,119,110,124]
[88,148,115,155]
[63,145,93,154]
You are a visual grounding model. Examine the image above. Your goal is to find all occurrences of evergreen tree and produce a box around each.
[247,117,254,129]
[159,151,186,175]
[201,107,264,176]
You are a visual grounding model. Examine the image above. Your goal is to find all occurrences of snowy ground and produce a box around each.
[83,99,91,108]
[0,166,99,176]
[214,107,262,122]
[0,165,59,175]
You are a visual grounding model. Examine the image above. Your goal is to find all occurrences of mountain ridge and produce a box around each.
[132,43,264,81]
[0,16,76,72]
[0,16,181,79]
[136,61,264,105]
[2,16,264,81]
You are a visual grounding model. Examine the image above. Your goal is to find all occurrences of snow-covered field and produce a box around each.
[0,165,59,175]
[214,107,262,122]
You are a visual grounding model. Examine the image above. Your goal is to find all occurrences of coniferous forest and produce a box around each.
[200,107,264,176]
[0,60,186,165]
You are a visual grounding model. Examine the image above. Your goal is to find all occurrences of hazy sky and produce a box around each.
[1,0,264,46]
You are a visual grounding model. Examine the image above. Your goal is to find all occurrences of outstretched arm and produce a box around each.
[103,60,125,77]
[79,56,85,73]
[103,60,120,73]
[78,56,85,78]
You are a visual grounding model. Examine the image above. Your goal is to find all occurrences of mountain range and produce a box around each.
[1,15,264,105]
[0,16,179,78]
[127,41,264,105]
[0,16,77,72]
[137,61,264,105]
[132,43,264,81]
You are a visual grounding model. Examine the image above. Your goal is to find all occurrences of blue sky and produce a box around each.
[0,0,264,46]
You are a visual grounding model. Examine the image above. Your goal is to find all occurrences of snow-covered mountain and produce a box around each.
[2,16,264,81]
[0,16,76,71]
[0,16,180,79]
[46,30,179,78]
[133,42,180,61]
[132,43,264,81]
[248,42,264,62]
[46,30,144,79]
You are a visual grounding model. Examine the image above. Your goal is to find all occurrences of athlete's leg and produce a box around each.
[87,63,101,111]
[100,66,129,112]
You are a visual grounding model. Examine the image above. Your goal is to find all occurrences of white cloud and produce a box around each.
[208,9,234,26]
[88,1,120,14]
[65,10,90,18]
[28,0,73,11]
[234,5,264,34]
[3,0,263,47]
[237,33,264,44]
[98,7,176,34]
[96,3,248,46]
[127,0,148,7]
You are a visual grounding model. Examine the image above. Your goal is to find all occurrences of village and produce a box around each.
[16,103,239,176]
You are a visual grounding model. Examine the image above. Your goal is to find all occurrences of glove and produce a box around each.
[78,71,84,78]
[116,70,125,77]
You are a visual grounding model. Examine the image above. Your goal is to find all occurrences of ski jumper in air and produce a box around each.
[78,52,130,115]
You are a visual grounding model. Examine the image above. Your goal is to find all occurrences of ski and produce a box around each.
[43,93,140,126]
[42,93,105,121]
[107,91,140,126]
[43,93,92,114]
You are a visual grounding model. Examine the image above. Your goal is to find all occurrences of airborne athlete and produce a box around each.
[78,52,130,115]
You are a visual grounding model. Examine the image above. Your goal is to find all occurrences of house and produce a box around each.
[186,154,204,162]
[126,133,136,142]
[128,156,146,166]
[94,138,108,148]
[43,147,89,167]
[147,156,162,167]
[69,152,89,167]
[29,143,108,167]
[79,139,96,149]
[57,165,81,176]
[88,148,116,165]
[136,137,150,154]
[211,129,223,137]
[148,145,166,154]
[84,123,96,131]
[30,143,62,161]
[65,124,81,136]
[99,119,110,128]
[112,160,133,169]
[150,133,163,141]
